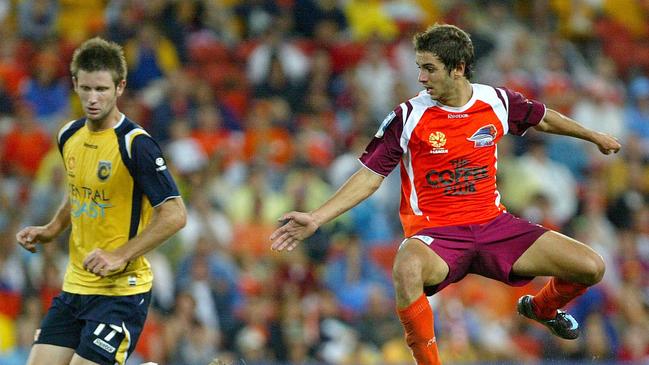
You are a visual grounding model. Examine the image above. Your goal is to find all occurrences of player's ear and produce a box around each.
[453,62,466,79]
[116,79,126,97]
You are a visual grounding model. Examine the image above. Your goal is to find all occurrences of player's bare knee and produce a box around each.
[392,253,422,288]
[392,261,426,306]
[591,254,606,285]
[579,253,606,285]
[393,244,427,289]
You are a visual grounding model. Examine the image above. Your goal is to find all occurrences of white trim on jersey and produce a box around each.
[401,96,432,216]
[57,120,77,144]
[152,195,182,208]
[488,85,509,135]
[124,128,151,159]
[358,160,388,178]
[494,144,502,208]
[430,89,477,112]
[418,85,511,136]
[113,113,126,129]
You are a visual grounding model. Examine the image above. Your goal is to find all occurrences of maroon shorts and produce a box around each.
[407,212,549,296]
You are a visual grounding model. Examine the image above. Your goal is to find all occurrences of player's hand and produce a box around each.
[83,248,127,277]
[593,132,621,155]
[270,211,319,252]
[16,226,56,253]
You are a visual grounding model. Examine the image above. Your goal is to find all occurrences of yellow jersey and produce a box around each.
[57,114,180,295]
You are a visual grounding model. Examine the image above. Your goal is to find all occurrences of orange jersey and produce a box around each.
[359,84,546,236]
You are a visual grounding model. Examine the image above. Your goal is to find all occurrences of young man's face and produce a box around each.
[415,51,457,103]
[73,70,125,123]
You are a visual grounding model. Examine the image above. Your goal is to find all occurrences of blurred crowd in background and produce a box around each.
[0,0,648,364]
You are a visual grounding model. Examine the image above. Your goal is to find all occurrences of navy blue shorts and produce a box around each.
[35,291,151,365]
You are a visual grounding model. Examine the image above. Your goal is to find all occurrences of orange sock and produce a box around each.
[397,294,441,365]
[532,278,588,320]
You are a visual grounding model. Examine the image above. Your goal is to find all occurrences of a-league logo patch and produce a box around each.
[468,124,497,147]
[97,161,112,181]
[428,131,448,154]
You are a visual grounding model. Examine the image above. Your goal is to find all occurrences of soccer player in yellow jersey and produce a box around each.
[16,37,186,365]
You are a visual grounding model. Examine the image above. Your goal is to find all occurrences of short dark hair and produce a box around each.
[413,24,474,80]
[70,37,127,85]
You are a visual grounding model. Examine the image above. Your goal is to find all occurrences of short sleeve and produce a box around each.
[130,135,180,206]
[359,106,405,176]
[500,87,546,136]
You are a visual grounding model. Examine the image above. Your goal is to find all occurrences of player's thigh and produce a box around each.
[70,353,102,365]
[393,238,449,287]
[512,230,605,283]
[27,344,75,365]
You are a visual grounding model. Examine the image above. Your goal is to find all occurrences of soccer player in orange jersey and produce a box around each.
[270,24,621,364]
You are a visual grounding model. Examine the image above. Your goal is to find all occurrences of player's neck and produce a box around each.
[86,108,122,132]
[446,79,473,107]
[438,77,473,108]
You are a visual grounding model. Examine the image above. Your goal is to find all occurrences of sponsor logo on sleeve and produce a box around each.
[155,157,167,172]
[375,111,396,138]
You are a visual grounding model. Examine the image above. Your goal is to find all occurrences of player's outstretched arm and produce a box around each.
[16,195,71,253]
[534,108,621,155]
[83,197,187,277]
[270,167,383,252]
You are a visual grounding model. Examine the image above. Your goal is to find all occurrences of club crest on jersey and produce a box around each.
[66,156,76,177]
[429,131,448,154]
[468,124,497,147]
[97,161,112,181]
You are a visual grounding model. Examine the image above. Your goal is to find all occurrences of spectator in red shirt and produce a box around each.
[1,100,51,179]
